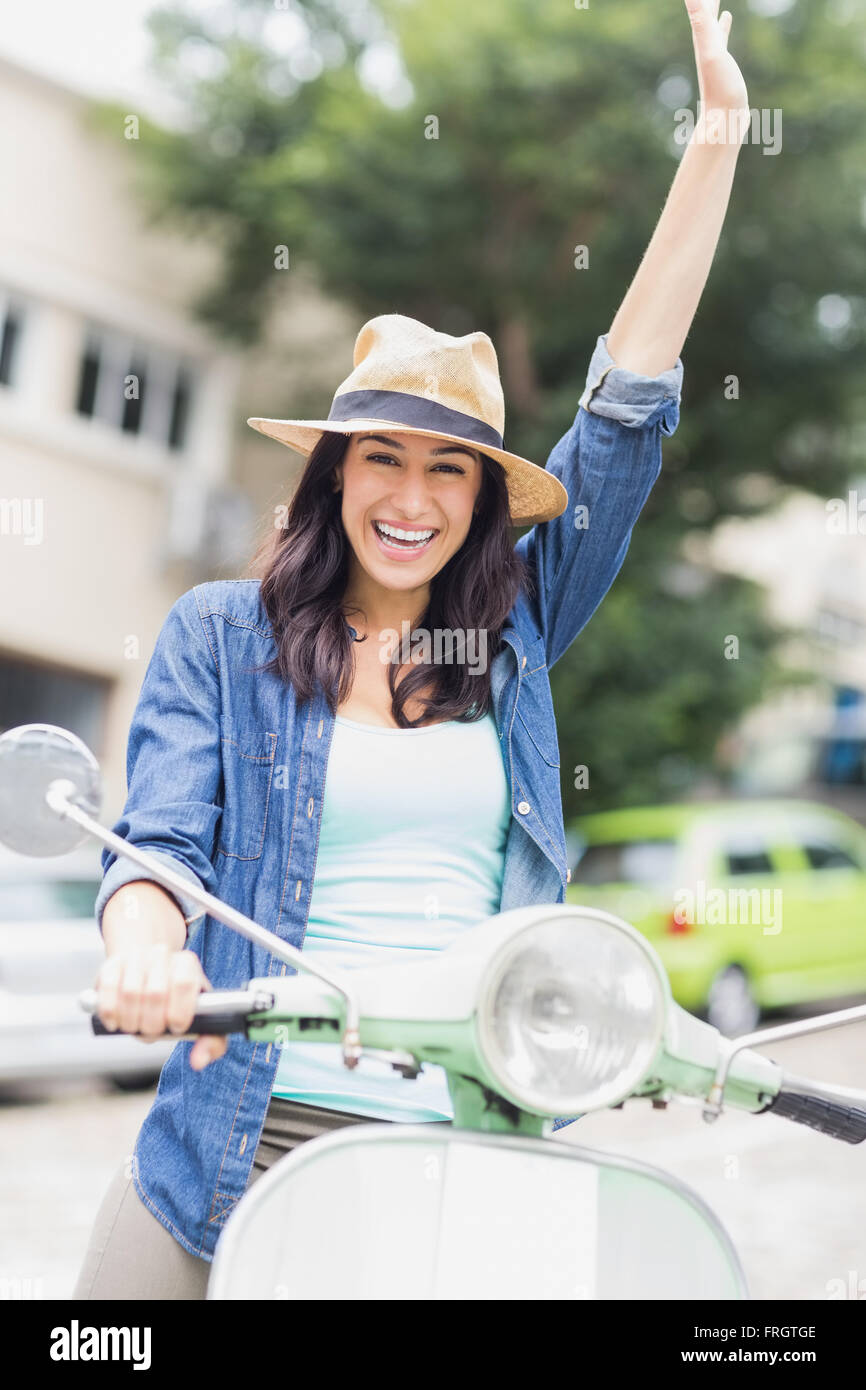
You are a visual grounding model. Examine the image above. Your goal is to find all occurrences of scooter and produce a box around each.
[2,722,865,1300]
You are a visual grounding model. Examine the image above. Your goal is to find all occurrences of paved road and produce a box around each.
[1,1021,864,1300]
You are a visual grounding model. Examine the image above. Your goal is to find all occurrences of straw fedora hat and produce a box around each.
[247,313,568,527]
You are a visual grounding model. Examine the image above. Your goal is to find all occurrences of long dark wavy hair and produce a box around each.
[247,431,532,727]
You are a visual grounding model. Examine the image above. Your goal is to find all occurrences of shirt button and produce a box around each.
[517,800,530,815]
[521,655,527,668]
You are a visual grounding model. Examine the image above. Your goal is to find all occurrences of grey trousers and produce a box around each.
[72,1096,379,1300]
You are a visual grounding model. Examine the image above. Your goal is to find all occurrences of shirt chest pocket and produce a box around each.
[217,731,279,860]
[515,635,560,769]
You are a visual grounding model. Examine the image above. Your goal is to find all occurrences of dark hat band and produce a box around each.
[327,389,504,452]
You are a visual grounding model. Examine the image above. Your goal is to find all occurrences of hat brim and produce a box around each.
[246,416,568,527]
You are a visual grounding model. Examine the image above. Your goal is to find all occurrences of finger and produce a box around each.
[189,1035,228,1071]
[166,950,206,1034]
[139,943,170,1038]
[116,949,147,1034]
[95,954,125,1031]
[684,0,725,57]
[720,10,732,47]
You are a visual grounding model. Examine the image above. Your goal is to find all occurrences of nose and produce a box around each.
[388,464,435,520]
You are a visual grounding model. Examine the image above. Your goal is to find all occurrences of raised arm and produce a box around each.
[606,0,750,375]
[516,1,748,666]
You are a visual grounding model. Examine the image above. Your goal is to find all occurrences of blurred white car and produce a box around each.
[0,844,173,1087]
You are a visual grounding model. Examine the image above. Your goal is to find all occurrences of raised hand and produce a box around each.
[684,0,749,131]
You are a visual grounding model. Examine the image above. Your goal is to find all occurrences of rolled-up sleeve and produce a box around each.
[578,332,683,434]
[94,587,223,939]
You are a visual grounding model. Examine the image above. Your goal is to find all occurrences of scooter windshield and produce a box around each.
[208,1125,746,1300]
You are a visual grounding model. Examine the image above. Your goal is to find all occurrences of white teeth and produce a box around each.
[374,521,435,544]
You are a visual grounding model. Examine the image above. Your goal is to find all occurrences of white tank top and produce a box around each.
[271,709,512,1119]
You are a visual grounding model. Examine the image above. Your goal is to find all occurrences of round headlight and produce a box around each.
[475,909,667,1116]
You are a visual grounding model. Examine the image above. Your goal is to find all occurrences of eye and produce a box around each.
[365,452,469,475]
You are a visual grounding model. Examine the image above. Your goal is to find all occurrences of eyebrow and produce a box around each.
[356,433,479,461]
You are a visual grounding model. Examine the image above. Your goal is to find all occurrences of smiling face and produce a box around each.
[334,429,484,600]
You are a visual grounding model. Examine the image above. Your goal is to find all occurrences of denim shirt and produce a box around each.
[94,331,683,1261]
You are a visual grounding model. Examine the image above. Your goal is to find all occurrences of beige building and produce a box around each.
[0,55,355,818]
[689,488,866,806]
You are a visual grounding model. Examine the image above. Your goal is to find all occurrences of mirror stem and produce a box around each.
[703,1002,866,1123]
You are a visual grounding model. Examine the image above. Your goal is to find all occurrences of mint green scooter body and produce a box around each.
[209,907,774,1299]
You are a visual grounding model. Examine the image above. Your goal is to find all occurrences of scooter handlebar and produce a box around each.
[89,1008,248,1038]
[763,1078,866,1145]
[80,987,274,1041]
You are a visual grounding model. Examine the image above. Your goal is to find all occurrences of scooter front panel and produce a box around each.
[208,1126,747,1300]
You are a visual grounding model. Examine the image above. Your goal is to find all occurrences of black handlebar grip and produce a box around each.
[766,1086,866,1144]
[90,1008,250,1038]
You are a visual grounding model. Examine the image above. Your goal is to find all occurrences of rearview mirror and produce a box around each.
[0,723,102,856]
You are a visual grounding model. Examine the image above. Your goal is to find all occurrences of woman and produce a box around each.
[73,0,748,1300]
